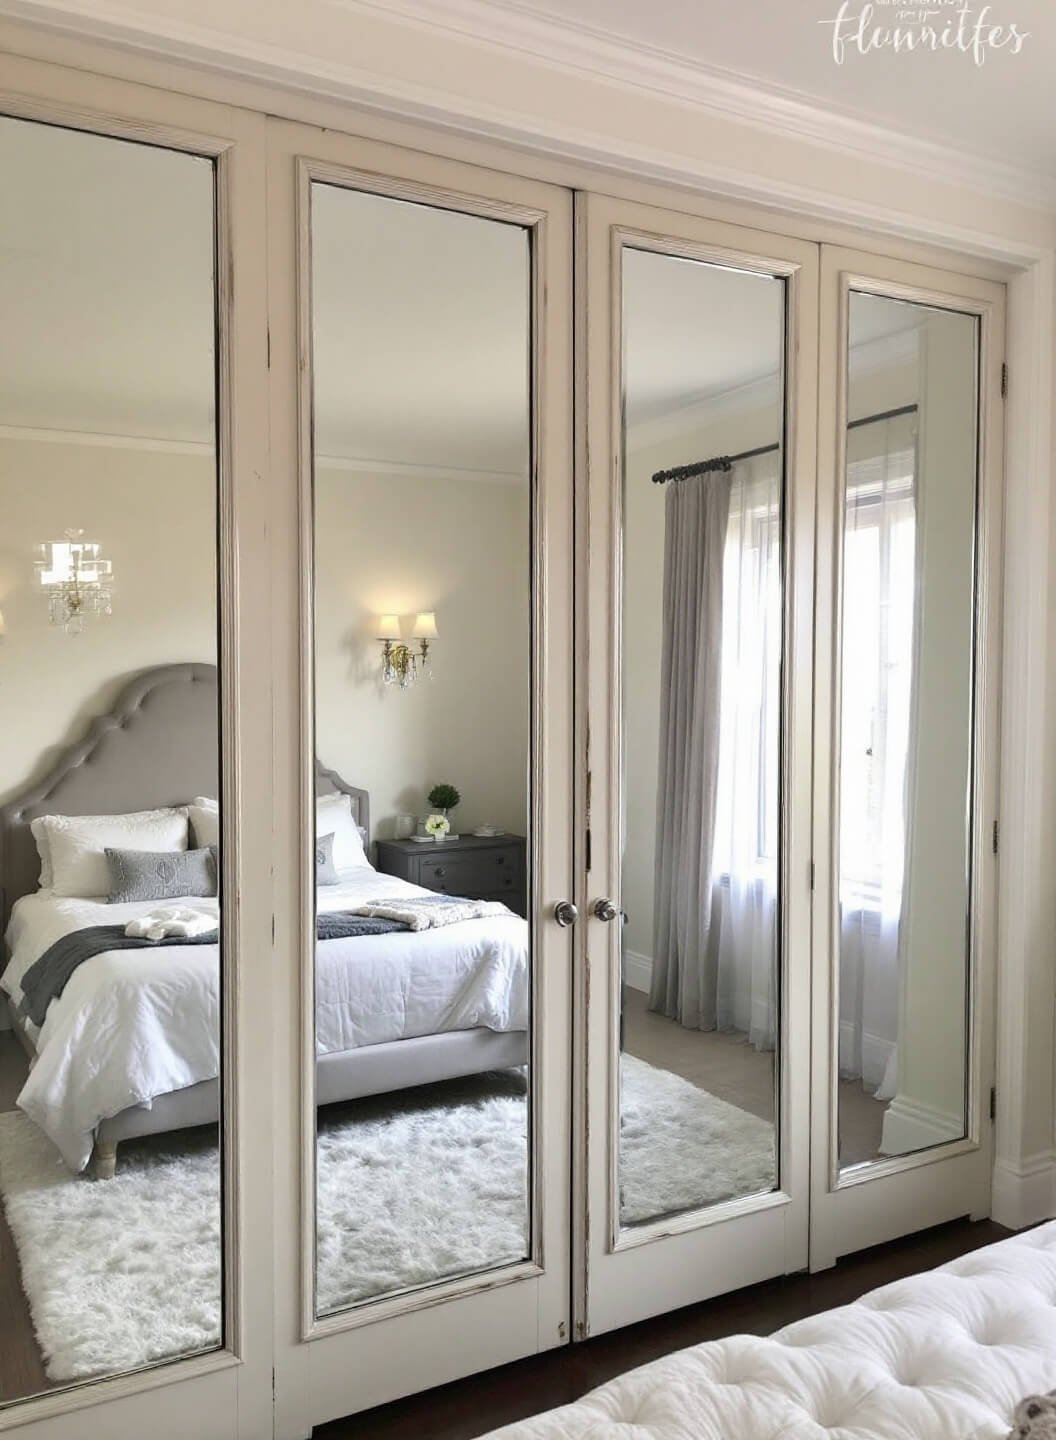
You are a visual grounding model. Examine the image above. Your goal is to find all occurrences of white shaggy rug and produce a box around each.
[0,1055,775,1379]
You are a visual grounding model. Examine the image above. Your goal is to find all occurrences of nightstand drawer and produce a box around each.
[417,853,493,895]
[418,845,523,897]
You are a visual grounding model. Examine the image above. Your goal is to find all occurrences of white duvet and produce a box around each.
[0,866,529,1172]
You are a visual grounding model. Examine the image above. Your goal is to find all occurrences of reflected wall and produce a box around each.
[308,183,534,1315]
[0,116,223,1403]
[837,291,979,1169]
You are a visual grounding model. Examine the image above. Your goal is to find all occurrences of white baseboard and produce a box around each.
[880,1093,963,1156]
[837,1020,895,1091]
[623,949,653,995]
[992,1150,1056,1230]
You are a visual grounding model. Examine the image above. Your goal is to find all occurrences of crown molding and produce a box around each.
[627,327,918,454]
[0,421,213,453]
[316,452,527,485]
[340,0,1054,210]
[0,422,526,483]
[1,0,1053,215]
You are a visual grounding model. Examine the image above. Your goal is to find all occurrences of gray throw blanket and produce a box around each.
[19,910,411,1027]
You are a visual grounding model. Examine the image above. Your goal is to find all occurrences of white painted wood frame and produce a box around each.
[0,48,274,1440]
[574,191,818,1338]
[264,117,575,1437]
[809,246,1006,1268]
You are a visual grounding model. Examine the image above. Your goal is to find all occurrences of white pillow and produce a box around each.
[188,796,220,849]
[36,808,190,898]
[29,817,55,889]
[316,791,368,872]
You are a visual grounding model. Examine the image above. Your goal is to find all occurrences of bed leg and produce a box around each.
[93,1139,118,1180]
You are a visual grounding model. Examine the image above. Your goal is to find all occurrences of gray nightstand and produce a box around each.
[374,834,527,918]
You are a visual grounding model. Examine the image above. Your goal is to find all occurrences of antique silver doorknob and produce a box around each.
[553,900,579,928]
[592,898,622,922]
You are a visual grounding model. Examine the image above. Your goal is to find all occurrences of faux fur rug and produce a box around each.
[0,1054,775,1379]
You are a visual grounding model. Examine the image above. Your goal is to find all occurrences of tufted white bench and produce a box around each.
[482,1223,1056,1439]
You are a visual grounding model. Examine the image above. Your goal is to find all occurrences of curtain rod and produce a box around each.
[650,403,919,485]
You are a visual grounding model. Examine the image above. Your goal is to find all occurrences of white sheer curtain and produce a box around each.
[706,451,782,1050]
[838,415,918,1095]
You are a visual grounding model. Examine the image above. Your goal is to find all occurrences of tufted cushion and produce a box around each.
[481,1223,1056,1440]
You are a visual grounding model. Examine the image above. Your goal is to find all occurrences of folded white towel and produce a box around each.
[351,897,511,932]
[125,907,217,941]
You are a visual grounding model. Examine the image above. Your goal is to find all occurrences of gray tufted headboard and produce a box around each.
[0,663,369,933]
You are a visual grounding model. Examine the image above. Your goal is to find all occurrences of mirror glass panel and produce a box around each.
[0,117,222,1401]
[837,290,978,1170]
[618,246,785,1227]
[310,184,532,1315]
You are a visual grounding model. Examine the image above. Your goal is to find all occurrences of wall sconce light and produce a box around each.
[0,609,6,643]
[378,611,438,688]
[37,529,113,635]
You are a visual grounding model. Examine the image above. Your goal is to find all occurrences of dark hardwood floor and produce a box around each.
[315,1217,1011,1439]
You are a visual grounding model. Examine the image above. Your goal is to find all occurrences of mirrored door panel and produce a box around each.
[308,181,533,1317]
[579,193,815,1340]
[0,114,224,1403]
[618,247,787,1226]
[837,290,979,1171]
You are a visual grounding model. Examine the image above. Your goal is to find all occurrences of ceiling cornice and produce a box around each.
[338,0,1053,209]
[2,0,1053,214]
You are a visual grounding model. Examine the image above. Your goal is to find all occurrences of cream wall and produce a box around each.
[0,435,217,803]
[0,440,530,851]
[313,466,530,842]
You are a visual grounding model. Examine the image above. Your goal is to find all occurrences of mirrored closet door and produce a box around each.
[0,52,274,1440]
[809,246,1004,1268]
[575,193,818,1338]
[265,119,574,1433]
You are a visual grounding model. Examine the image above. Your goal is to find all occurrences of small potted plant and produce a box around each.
[427,783,461,819]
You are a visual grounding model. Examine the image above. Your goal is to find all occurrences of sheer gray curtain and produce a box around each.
[649,472,731,1028]
[838,414,918,1097]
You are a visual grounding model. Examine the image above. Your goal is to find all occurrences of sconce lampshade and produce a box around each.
[0,609,6,639]
[376,614,402,641]
[412,611,438,640]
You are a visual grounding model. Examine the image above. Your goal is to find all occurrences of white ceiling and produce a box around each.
[0,112,924,474]
[0,116,216,444]
[623,249,783,428]
[472,0,1056,180]
[311,184,530,477]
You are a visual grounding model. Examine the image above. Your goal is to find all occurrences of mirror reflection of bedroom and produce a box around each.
[837,292,978,1171]
[309,185,533,1315]
[617,249,786,1226]
[0,117,224,1399]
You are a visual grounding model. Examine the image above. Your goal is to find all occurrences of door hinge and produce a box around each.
[558,1320,567,1340]
[992,819,999,855]
[990,1086,997,1122]
[266,325,272,370]
[1000,362,1008,398]
[809,860,816,891]
[575,1319,588,1340]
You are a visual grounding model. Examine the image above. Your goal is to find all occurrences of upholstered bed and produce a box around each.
[481,1223,1056,1440]
[0,663,528,1177]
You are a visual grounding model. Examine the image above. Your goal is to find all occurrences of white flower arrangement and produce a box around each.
[424,812,451,839]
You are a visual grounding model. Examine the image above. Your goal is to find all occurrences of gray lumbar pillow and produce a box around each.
[106,846,218,904]
[316,831,339,886]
